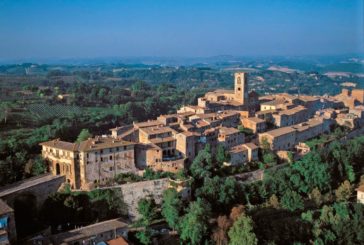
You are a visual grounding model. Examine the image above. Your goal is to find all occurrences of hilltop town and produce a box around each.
[39,72,364,189]
[1,71,364,244]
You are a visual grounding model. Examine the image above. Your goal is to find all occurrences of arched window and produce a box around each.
[237,77,241,84]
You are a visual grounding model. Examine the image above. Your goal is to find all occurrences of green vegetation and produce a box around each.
[228,214,258,245]
[155,136,364,244]
[39,189,125,233]
[135,198,159,245]
[161,189,182,230]
[178,198,211,245]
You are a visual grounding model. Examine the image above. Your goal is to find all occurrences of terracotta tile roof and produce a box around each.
[262,126,296,137]
[40,139,78,151]
[78,137,135,152]
[356,184,364,192]
[244,117,265,124]
[243,142,258,150]
[139,126,176,135]
[229,144,249,153]
[107,237,129,245]
[133,120,163,128]
[51,218,128,244]
[219,127,239,135]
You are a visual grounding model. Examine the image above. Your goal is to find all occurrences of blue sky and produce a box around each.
[0,0,363,59]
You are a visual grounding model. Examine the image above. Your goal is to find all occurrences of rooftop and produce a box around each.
[244,117,265,123]
[78,137,135,152]
[219,126,240,135]
[133,120,163,128]
[139,126,176,135]
[51,218,128,244]
[40,139,77,151]
[262,126,296,137]
[357,184,364,193]
[229,144,249,153]
[243,142,259,150]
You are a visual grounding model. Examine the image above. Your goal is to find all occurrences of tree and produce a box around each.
[268,194,280,209]
[261,137,271,153]
[135,198,158,245]
[136,198,158,226]
[196,176,239,208]
[309,187,323,207]
[161,188,182,230]
[280,190,304,211]
[291,152,331,193]
[190,144,214,179]
[229,204,245,222]
[136,229,153,245]
[76,129,92,143]
[216,144,229,165]
[179,199,211,245]
[212,215,232,245]
[335,180,352,202]
[228,214,258,245]
[31,157,46,176]
[263,152,277,166]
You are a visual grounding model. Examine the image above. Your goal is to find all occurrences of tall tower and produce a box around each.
[234,72,248,104]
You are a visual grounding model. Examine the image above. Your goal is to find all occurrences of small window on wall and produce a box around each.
[109,155,112,160]
[109,167,113,171]
[100,150,103,154]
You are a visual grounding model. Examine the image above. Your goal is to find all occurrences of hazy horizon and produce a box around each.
[0,0,363,60]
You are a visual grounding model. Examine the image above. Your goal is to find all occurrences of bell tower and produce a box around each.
[234,72,248,104]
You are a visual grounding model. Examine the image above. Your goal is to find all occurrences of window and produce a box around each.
[109,167,113,171]
[124,146,127,150]
[109,155,112,160]
[100,149,103,154]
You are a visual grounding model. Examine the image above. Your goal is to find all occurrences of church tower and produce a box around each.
[234,72,248,104]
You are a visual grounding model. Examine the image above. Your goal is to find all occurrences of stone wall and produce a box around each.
[100,178,170,220]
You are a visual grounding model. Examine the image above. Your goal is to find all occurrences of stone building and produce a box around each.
[49,218,128,245]
[258,117,332,151]
[228,143,259,166]
[194,72,259,113]
[356,184,364,204]
[334,88,364,109]
[272,105,309,127]
[218,126,245,148]
[40,137,136,190]
[242,117,267,133]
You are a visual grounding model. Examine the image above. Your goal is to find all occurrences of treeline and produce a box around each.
[133,136,364,244]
